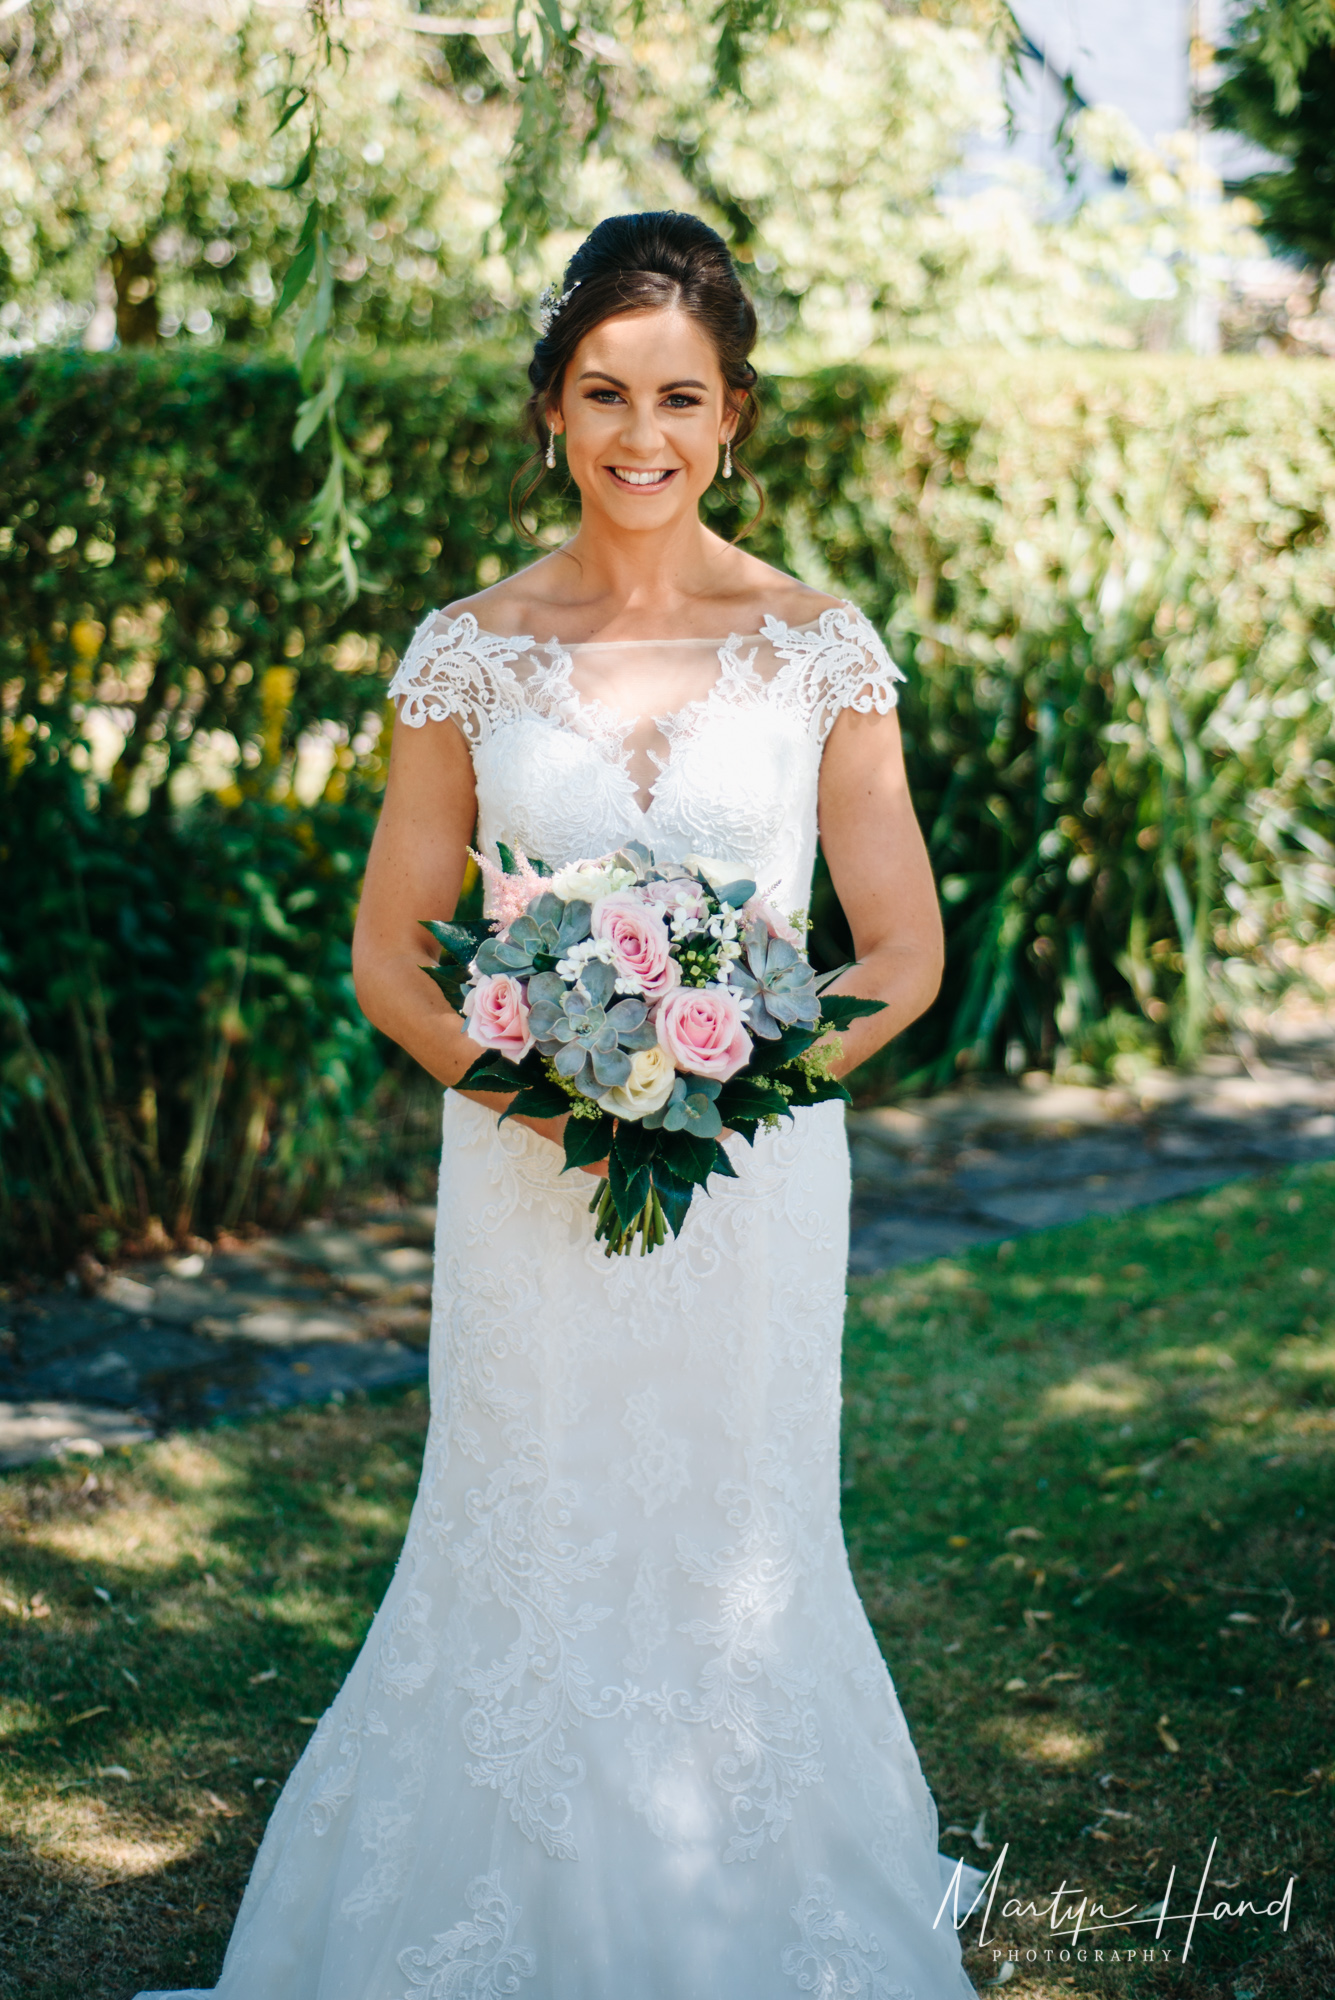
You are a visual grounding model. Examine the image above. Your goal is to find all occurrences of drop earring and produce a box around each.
[545,428,556,470]
[722,436,733,480]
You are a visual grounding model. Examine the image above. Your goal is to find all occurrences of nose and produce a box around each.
[616,396,667,459]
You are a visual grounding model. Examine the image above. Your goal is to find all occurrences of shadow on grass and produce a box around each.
[0,1388,429,1998]
[843,1161,1335,1997]
[1,1166,1332,1998]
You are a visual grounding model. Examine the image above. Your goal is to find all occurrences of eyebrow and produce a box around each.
[576,371,709,392]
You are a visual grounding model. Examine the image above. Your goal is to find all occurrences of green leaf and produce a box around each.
[654,1131,717,1187]
[747,1024,816,1073]
[277,135,316,192]
[715,1077,791,1123]
[801,1077,852,1106]
[293,365,344,452]
[421,960,467,1007]
[505,1078,570,1121]
[273,87,310,134]
[649,1160,694,1237]
[420,917,490,963]
[496,841,518,872]
[563,1111,614,1171]
[819,995,888,1030]
[612,1118,658,1171]
[271,239,316,322]
[709,1142,739,1180]
[458,1050,526,1093]
[294,237,334,389]
[608,1149,651,1229]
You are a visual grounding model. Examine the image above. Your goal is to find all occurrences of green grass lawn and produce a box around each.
[1,1161,1332,1999]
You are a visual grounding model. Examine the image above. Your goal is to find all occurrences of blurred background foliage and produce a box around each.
[0,0,1266,367]
[2,345,1333,1267]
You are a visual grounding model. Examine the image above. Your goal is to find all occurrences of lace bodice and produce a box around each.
[387,600,904,922]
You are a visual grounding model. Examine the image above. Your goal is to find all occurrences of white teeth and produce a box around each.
[613,468,671,485]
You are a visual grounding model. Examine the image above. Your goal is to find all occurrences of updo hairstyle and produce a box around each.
[514,210,763,537]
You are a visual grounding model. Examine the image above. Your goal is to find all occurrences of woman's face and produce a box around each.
[548,306,738,532]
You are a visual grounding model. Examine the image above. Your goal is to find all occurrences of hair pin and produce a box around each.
[537,278,582,337]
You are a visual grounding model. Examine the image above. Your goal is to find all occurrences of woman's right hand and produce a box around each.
[456,1093,609,1177]
[516,1109,610,1177]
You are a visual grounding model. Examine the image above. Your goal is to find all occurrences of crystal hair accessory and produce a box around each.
[537,277,582,336]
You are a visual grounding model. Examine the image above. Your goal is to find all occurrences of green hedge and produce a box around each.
[2,347,1333,1266]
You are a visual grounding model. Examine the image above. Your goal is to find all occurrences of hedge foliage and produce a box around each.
[2,347,1333,1266]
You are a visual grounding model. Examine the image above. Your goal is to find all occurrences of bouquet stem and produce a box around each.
[588,1179,669,1257]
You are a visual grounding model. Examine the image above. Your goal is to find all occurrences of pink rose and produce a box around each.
[591,892,680,999]
[462,972,533,1062]
[656,986,752,1082]
[640,877,708,927]
[742,895,804,949]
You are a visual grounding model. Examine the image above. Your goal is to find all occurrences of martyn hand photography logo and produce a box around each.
[935,1836,1296,1968]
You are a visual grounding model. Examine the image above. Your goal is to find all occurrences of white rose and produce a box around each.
[596,1045,677,1121]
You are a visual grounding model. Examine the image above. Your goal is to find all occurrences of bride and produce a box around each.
[140,210,981,2000]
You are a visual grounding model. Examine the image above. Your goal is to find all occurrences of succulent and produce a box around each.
[729,921,821,1039]
[474,893,591,978]
[641,1075,723,1138]
[528,961,657,1094]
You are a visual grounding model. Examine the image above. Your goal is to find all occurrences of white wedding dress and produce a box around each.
[140,600,981,2000]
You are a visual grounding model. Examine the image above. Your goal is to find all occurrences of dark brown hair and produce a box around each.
[512,210,763,539]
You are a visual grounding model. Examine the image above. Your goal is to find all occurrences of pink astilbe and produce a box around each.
[472,846,548,928]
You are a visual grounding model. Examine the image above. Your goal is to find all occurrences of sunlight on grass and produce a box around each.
[1043,1365,1152,1416]
[1145,1344,1238,1372]
[3,1168,1334,1997]
[47,1817,195,1879]
[978,1716,1105,1768]
[1274,1336,1335,1376]
[843,1158,1335,1998]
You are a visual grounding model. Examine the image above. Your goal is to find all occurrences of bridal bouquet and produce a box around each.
[421,842,883,1256]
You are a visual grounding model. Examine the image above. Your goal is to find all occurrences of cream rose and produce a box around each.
[549,859,637,903]
[596,1044,677,1121]
[680,853,747,895]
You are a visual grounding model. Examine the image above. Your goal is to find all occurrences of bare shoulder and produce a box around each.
[710,548,850,629]
[434,550,575,639]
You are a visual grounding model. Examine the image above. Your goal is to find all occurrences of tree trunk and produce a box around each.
[111,241,159,346]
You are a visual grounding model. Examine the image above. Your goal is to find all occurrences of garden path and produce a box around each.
[2,1020,1333,1470]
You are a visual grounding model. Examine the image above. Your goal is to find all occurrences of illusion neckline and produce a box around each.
[451,603,856,654]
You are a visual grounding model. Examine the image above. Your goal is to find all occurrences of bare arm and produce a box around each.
[351,711,599,1167]
[815,701,944,1080]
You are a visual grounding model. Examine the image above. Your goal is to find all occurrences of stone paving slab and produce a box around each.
[0,1400,154,1470]
[0,1227,431,1468]
[845,1025,1335,1273]
[3,1023,1334,1469]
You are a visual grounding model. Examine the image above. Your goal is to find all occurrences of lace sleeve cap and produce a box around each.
[818,605,905,735]
[764,602,906,742]
[386,610,522,739]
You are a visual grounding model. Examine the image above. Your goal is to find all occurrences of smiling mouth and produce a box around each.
[607,467,677,489]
